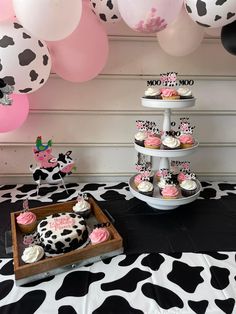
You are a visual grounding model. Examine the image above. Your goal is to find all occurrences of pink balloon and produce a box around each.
[0,0,15,21]
[47,1,109,82]
[0,94,29,132]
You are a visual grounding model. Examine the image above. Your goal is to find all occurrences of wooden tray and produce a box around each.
[11,198,123,286]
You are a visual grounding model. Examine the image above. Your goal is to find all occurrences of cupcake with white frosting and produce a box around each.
[162,136,181,150]
[144,86,161,99]
[73,194,91,218]
[180,179,198,197]
[21,245,44,263]
[135,131,148,147]
[177,87,193,99]
[137,180,154,196]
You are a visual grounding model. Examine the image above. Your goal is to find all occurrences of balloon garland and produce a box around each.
[0,0,236,132]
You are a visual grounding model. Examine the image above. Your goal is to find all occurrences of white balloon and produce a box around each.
[185,0,236,28]
[0,21,51,93]
[117,0,183,33]
[89,0,121,23]
[13,0,82,41]
[157,8,205,56]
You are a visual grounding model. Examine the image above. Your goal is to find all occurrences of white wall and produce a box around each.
[0,22,236,184]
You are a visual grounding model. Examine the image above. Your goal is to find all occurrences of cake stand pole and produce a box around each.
[161,108,171,171]
[159,157,170,170]
[163,109,171,133]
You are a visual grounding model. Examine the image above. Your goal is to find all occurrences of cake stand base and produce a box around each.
[147,203,179,211]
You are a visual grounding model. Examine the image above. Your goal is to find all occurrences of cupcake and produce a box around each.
[162,136,181,150]
[16,211,37,234]
[73,194,91,219]
[161,184,180,199]
[144,86,161,99]
[134,131,147,147]
[177,87,193,99]
[179,134,195,149]
[137,180,154,196]
[180,179,198,197]
[89,227,110,245]
[144,135,161,149]
[161,88,180,100]
[21,245,44,264]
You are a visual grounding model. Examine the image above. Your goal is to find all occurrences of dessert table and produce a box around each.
[0,181,236,314]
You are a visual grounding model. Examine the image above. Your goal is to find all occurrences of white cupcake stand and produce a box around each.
[129,97,202,211]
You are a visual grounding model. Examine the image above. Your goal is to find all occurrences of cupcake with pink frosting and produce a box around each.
[179,134,195,149]
[144,135,161,149]
[16,199,37,234]
[89,227,110,245]
[16,211,37,234]
[161,184,180,199]
[161,88,180,100]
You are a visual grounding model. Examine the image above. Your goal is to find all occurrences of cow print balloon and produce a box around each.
[89,0,121,23]
[184,0,236,28]
[0,21,51,94]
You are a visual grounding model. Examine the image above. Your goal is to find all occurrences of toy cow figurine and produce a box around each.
[30,136,75,195]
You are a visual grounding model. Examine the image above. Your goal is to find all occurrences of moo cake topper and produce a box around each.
[0,78,14,105]
[146,72,195,88]
[178,117,195,134]
[30,136,76,196]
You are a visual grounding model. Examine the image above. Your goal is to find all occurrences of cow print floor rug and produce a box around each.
[0,182,236,314]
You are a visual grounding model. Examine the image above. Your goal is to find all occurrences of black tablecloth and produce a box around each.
[1,184,236,257]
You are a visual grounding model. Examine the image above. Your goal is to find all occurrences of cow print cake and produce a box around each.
[37,212,88,256]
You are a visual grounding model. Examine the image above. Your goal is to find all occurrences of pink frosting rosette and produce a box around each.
[161,185,179,198]
[89,227,110,245]
[179,134,194,144]
[17,211,36,225]
[144,135,161,147]
[161,88,178,97]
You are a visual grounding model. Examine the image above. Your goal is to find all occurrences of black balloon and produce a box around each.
[221,20,236,56]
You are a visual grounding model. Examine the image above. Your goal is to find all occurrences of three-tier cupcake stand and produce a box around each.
[129,97,202,210]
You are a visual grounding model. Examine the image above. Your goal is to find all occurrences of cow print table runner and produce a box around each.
[0,182,236,313]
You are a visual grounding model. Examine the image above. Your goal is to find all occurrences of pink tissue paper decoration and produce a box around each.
[134,8,167,33]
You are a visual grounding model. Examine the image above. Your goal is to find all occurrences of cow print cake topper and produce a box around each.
[147,72,195,87]
[178,117,195,135]
[77,193,88,202]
